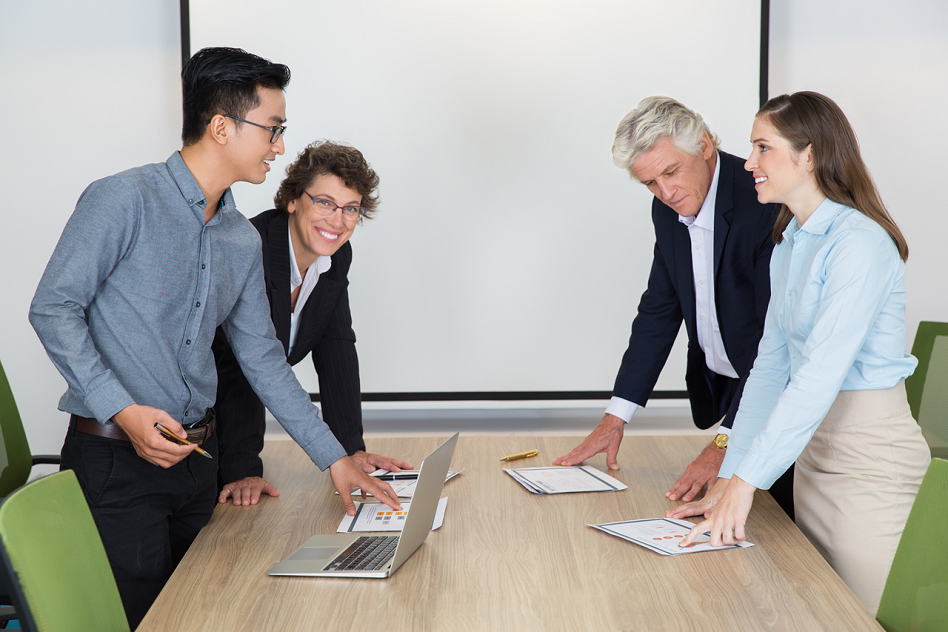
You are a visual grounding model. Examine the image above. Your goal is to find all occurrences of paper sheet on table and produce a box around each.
[347,470,462,498]
[336,497,447,533]
[504,465,627,494]
[589,518,754,555]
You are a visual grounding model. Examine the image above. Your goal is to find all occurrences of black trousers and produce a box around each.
[60,425,218,630]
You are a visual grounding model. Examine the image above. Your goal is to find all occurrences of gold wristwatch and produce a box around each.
[713,433,729,449]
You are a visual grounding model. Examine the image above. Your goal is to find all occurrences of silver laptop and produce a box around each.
[268,432,458,578]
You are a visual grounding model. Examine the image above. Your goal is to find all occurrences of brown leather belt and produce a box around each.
[70,409,215,445]
[71,415,130,441]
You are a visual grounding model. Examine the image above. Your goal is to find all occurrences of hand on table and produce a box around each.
[350,450,414,473]
[552,414,625,470]
[112,403,195,468]
[329,456,403,516]
[219,476,280,506]
[679,476,757,548]
[665,440,726,501]
[666,476,730,520]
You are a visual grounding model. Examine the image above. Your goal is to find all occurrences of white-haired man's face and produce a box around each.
[630,134,716,218]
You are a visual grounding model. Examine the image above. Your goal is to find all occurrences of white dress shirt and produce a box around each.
[287,224,332,354]
[606,152,735,428]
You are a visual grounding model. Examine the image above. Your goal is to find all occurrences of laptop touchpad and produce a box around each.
[290,546,340,561]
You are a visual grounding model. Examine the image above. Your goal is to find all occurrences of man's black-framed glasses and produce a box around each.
[305,192,368,221]
[221,114,287,143]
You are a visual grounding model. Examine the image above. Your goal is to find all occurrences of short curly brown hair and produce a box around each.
[274,140,379,220]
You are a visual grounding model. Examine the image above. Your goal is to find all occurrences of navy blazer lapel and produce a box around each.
[266,213,293,356]
[713,152,736,278]
[289,272,343,365]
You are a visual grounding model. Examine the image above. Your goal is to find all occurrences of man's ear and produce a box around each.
[206,114,230,146]
[700,132,715,160]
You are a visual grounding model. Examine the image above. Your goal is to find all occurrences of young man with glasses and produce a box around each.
[29,48,401,628]
[213,141,415,506]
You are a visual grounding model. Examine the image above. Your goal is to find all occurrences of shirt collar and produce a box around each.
[678,150,720,230]
[287,224,332,290]
[782,197,847,242]
[166,151,236,224]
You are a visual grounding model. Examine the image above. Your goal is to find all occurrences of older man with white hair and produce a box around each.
[555,96,793,516]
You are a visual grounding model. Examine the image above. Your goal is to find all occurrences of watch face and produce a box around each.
[714,434,729,449]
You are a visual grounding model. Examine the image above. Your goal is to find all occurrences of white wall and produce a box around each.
[2,0,946,455]
[769,0,948,348]
[0,1,182,454]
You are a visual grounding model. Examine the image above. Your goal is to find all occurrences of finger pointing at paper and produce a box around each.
[679,476,757,548]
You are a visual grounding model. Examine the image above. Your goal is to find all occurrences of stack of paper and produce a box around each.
[504,465,627,494]
[589,518,754,555]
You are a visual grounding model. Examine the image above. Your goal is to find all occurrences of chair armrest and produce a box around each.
[31,455,61,466]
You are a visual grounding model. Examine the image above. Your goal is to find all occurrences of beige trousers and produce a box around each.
[794,382,930,616]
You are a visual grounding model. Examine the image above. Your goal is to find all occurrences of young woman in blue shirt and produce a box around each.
[670,91,930,614]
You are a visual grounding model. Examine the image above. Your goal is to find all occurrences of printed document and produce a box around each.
[589,518,754,555]
[336,497,448,533]
[505,465,627,494]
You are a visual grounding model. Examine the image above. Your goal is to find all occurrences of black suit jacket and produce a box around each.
[213,209,364,486]
[612,151,778,430]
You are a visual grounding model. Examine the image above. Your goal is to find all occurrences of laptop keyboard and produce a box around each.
[326,535,400,571]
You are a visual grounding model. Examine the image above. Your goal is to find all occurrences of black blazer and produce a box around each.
[213,209,364,485]
[612,151,778,430]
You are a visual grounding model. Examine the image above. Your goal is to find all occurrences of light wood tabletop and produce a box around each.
[139,435,881,631]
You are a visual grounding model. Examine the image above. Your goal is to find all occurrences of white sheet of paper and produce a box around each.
[348,470,461,498]
[336,497,448,533]
[505,465,628,494]
[589,518,754,555]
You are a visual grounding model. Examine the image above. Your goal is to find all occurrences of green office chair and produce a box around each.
[905,321,948,459]
[0,357,62,628]
[0,470,129,632]
[877,458,948,631]
[0,357,60,498]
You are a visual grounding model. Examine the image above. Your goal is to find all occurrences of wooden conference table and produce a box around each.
[139,435,881,631]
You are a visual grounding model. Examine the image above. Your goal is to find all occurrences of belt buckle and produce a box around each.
[184,426,209,444]
[182,409,215,445]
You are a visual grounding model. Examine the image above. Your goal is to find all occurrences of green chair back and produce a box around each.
[0,470,129,632]
[877,458,948,631]
[906,321,948,458]
[0,358,33,498]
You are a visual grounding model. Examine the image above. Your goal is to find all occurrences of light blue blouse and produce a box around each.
[718,198,916,489]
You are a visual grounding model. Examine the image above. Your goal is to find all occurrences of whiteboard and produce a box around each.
[190,0,762,394]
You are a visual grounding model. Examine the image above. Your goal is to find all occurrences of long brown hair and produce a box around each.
[759,92,908,261]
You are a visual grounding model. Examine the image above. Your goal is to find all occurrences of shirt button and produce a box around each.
[694,244,700,250]
[201,264,206,270]
[196,302,201,307]
[698,280,705,286]
[701,314,708,321]
[186,339,191,345]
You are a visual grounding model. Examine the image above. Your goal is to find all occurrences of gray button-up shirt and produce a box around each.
[30,152,346,469]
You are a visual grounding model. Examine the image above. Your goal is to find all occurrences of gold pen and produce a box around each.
[500,449,539,462]
[155,423,213,459]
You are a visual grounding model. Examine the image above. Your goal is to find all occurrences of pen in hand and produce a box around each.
[500,449,539,462]
[154,423,213,459]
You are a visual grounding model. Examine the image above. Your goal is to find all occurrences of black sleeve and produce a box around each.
[212,326,265,488]
[311,284,365,455]
[612,238,685,406]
